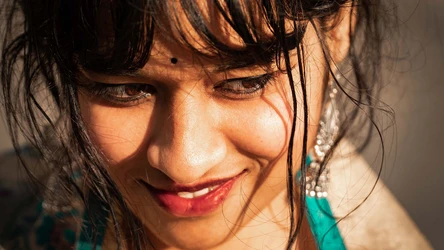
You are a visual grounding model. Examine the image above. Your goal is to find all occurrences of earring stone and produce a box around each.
[305,74,341,198]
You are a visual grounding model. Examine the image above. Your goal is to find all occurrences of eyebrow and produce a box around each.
[81,62,275,79]
[81,65,223,78]
[78,47,277,78]
[111,69,146,78]
[79,67,149,79]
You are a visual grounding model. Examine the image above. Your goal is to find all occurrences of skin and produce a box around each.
[77,4,351,249]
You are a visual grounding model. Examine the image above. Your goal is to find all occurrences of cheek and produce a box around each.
[78,96,152,163]
[220,95,293,161]
[227,74,324,164]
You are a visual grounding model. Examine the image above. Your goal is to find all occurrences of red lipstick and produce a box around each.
[142,173,243,217]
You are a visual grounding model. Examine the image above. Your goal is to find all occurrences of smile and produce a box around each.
[140,172,245,217]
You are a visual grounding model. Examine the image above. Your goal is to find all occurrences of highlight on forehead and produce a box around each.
[77,0,307,74]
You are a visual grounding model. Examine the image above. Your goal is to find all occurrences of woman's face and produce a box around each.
[78,14,332,249]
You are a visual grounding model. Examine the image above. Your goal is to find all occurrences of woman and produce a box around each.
[0,0,432,249]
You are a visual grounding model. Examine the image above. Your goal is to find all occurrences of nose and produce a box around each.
[146,92,227,184]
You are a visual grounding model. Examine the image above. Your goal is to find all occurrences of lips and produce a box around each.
[140,172,244,217]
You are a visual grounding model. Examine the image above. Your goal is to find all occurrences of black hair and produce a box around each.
[1,0,393,249]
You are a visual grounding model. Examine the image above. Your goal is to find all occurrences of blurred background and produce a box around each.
[359,0,444,249]
[0,0,443,249]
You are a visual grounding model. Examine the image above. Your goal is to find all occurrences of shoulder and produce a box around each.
[328,140,432,250]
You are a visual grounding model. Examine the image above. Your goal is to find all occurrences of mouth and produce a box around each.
[139,171,245,217]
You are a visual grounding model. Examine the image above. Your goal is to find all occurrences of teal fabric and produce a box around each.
[298,154,346,250]
[306,197,346,250]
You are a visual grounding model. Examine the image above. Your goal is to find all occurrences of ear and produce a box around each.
[326,6,355,64]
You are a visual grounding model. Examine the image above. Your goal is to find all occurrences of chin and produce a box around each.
[125,176,263,250]
[134,195,247,250]
[150,225,234,250]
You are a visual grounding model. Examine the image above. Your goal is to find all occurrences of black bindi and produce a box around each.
[170,57,178,64]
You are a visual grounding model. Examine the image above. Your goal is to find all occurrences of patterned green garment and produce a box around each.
[0,148,74,249]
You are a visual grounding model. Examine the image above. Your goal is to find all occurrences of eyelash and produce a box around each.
[82,83,157,106]
[214,73,274,99]
[82,73,274,106]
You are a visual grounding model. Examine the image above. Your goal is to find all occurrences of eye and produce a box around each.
[82,83,157,105]
[214,74,274,99]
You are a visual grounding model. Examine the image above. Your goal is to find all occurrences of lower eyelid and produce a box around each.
[81,84,154,106]
[214,78,273,99]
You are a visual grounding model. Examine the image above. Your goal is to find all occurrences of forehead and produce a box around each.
[89,36,274,84]
[141,31,250,78]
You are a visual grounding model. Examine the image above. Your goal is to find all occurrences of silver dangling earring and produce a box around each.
[305,73,341,198]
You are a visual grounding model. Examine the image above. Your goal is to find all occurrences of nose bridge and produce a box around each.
[169,95,207,164]
[147,92,226,183]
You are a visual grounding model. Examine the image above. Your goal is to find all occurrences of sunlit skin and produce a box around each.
[77,5,351,249]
